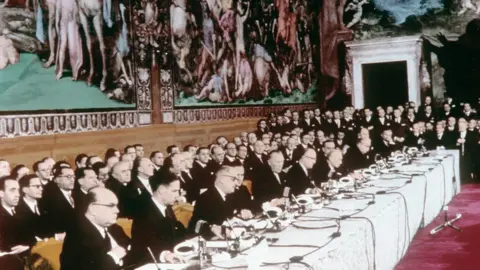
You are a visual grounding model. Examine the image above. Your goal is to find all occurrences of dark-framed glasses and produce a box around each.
[92,203,118,208]
[29,185,43,189]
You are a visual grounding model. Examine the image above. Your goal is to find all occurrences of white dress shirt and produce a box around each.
[23,197,40,215]
[138,176,153,194]
[152,198,167,217]
[2,204,15,216]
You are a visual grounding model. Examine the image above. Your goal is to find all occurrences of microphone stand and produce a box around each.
[430,206,463,235]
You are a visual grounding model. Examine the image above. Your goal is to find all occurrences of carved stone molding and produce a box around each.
[0,111,139,138]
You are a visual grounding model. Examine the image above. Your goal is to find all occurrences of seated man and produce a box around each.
[188,166,239,239]
[227,165,256,218]
[130,172,187,265]
[60,188,131,270]
[252,151,287,207]
[286,148,318,195]
[343,138,373,171]
[0,176,32,264]
[312,149,348,185]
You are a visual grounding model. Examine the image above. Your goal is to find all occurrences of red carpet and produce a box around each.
[395,184,480,270]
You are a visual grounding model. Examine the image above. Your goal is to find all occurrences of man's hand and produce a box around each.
[210,224,225,239]
[164,251,186,264]
[110,246,127,259]
[10,245,29,254]
[54,233,66,241]
[457,138,465,144]
[350,172,362,180]
[239,209,253,220]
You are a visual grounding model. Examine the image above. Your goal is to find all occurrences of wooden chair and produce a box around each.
[173,203,194,228]
[30,238,63,270]
[116,218,133,238]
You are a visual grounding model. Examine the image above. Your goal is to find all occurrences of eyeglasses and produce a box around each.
[92,203,118,208]
[29,185,43,189]
[304,156,316,161]
[60,175,75,179]
[221,175,241,182]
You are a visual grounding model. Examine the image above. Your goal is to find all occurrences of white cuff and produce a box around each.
[159,250,170,263]
[107,251,123,266]
[305,188,312,194]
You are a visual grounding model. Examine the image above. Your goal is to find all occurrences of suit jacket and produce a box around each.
[343,146,373,171]
[285,163,313,195]
[105,177,132,218]
[188,187,235,238]
[73,188,89,214]
[424,132,454,150]
[404,133,424,148]
[16,198,51,241]
[391,118,408,138]
[311,159,347,185]
[190,161,210,189]
[252,167,286,204]
[292,144,311,162]
[180,171,200,203]
[281,148,295,169]
[374,140,396,158]
[228,185,256,213]
[223,156,242,167]
[41,185,76,234]
[245,153,267,181]
[130,199,187,265]
[126,177,154,218]
[0,206,34,251]
[60,216,131,270]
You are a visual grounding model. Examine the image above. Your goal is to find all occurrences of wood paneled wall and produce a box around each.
[0,119,260,169]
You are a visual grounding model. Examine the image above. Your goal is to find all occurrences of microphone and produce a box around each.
[195,220,208,234]
[283,187,291,212]
[147,247,162,270]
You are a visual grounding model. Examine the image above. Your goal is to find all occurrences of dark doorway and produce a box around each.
[362,61,408,108]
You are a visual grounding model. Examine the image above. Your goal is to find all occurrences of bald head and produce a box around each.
[112,161,131,184]
[327,149,343,168]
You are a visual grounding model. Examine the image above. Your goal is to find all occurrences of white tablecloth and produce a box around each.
[138,150,461,270]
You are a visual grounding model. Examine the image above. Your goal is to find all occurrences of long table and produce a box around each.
[139,150,461,270]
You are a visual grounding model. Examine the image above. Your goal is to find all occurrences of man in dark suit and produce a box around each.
[374,128,397,158]
[41,167,76,238]
[228,166,256,217]
[404,123,425,148]
[245,140,268,181]
[252,151,287,206]
[312,149,348,185]
[0,176,32,260]
[17,174,51,242]
[127,158,155,218]
[223,143,242,166]
[286,148,318,195]
[130,171,188,265]
[454,118,477,182]
[74,168,101,214]
[188,166,239,239]
[105,161,133,218]
[293,133,314,162]
[343,138,373,171]
[150,151,164,172]
[60,188,131,270]
[281,137,297,169]
[191,147,213,190]
[424,122,454,150]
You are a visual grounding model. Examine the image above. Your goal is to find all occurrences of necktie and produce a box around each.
[11,208,16,216]
[104,229,112,250]
[166,206,175,220]
[34,204,40,215]
[68,194,75,207]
